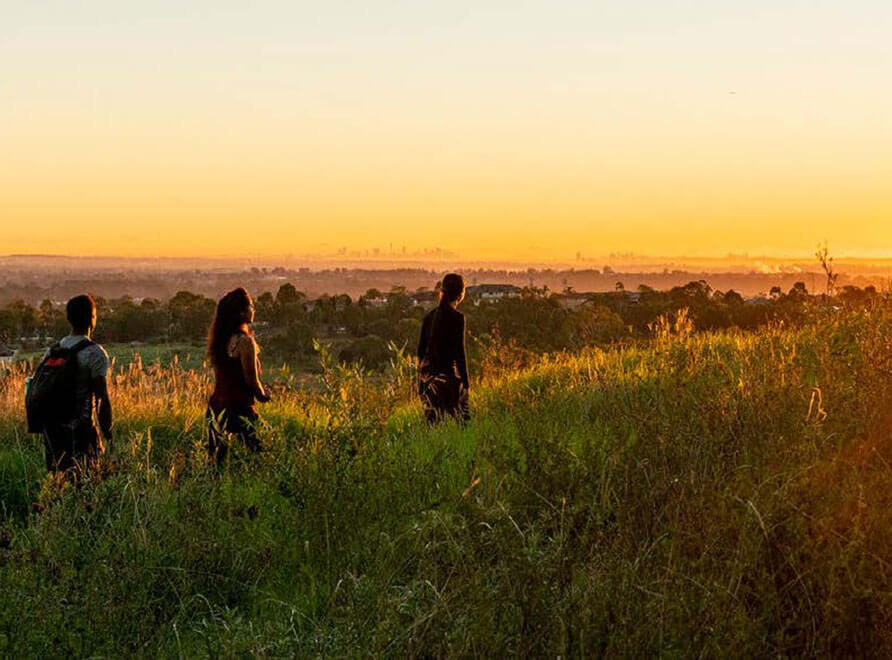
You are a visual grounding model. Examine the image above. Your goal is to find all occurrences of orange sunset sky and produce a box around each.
[2,1,890,261]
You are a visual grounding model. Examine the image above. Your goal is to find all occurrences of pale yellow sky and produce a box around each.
[2,1,890,260]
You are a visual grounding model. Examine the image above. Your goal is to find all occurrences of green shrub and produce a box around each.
[1,308,891,655]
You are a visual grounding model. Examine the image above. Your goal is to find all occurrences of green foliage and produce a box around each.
[337,335,390,370]
[560,304,626,348]
[167,291,216,342]
[4,280,884,371]
[266,321,315,360]
[2,308,892,655]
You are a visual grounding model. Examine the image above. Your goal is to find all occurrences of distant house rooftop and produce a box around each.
[467,284,523,299]
[409,290,438,306]
[555,292,593,309]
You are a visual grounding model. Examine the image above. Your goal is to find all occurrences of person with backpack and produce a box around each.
[417,273,471,424]
[206,288,271,463]
[26,294,112,472]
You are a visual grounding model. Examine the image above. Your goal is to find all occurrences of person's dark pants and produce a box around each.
[206,406,261,464]
[420,373,470,424]
[43,422,100,472]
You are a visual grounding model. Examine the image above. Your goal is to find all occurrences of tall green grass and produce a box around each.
[1,308,891,656]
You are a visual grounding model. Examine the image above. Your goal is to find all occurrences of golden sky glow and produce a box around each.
[2,1,890,260]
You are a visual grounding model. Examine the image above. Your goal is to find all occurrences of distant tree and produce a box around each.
[276,283,305,306]
[332,294,352,310]
[365,318,395,339]
[38,299,66,337]
[308,295,336,325]
[788,281,809,300]
[338,335,390,369]
[815,243,839,296]
[255,292,275,321]
[268,321,315,358]
[562,305,625,348]
[167,291,215,341]
[0,308,12,343]
[6,300,38,339]
[672,280,712,300]
[108,297,148,341]
[838,285,873,306]
[394,318,422,349]
[385,291,412,318]
[272,285,308,329]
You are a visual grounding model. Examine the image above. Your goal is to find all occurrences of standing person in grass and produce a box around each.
[35,294,113,472]
[417,273,471,423]
[206,288,271,463]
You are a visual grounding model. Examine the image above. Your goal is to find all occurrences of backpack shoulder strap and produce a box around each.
[67,339,95,356]
[43,342,63,360]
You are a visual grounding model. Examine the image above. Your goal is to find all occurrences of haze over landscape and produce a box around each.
[7,2,892,656]
[3,0,890,261]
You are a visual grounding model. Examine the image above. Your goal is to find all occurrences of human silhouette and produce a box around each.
[30,294,113,472]
[206,288,270,463]
[417,273,470,423]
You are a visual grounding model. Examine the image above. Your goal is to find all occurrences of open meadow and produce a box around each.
[2,306,892,655]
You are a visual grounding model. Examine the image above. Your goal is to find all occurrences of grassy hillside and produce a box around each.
[1,308,891,656]
[14,342,207,370]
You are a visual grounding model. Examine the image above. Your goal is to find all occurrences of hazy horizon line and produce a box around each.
[6,251,892,266]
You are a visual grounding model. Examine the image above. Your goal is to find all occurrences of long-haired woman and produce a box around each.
[206,287,270,462]
[417,273,470,423]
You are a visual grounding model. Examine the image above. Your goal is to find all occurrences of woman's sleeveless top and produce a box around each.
[209,331,255,412]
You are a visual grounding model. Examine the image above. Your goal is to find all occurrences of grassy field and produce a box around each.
[2,308,892,656]
[15,342,208,371]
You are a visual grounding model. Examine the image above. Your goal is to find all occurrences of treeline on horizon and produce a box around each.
[2,263,886,305]
[0,280,882,370]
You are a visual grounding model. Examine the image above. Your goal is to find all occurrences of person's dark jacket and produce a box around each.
[417,303,469,389]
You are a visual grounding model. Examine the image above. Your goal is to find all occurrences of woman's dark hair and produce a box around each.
[439,273,465,307]
[208,288,253,367]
